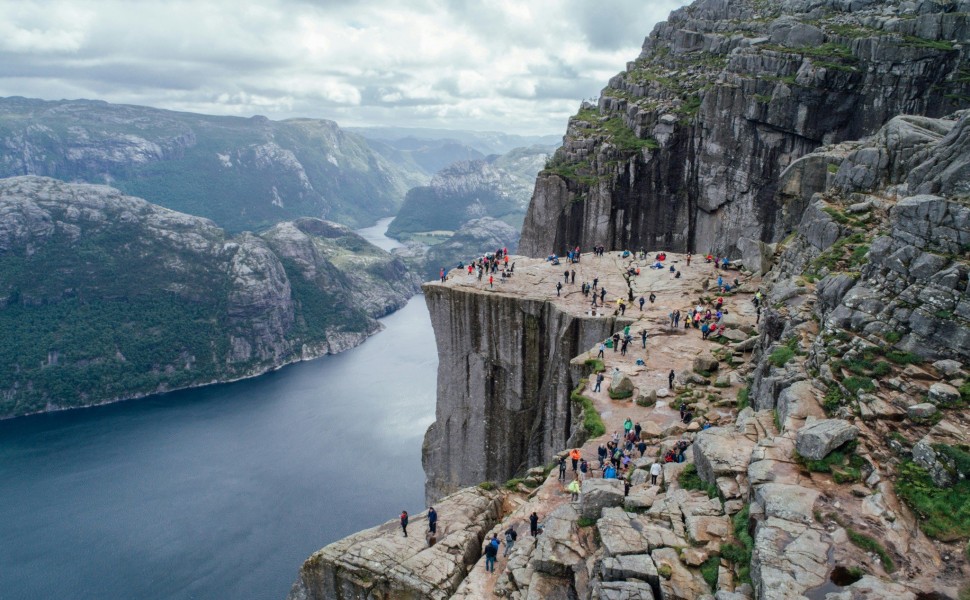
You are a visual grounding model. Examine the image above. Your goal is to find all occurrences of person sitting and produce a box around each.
[675,271,681,278]
[705,254,713,263]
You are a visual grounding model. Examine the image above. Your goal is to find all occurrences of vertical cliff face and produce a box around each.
[520,0,970,258]
[421,282,619,501]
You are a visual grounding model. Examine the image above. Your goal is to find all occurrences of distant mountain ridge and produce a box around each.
[347,126,561,156]
[0,97,423,232]
[0,176,418,419]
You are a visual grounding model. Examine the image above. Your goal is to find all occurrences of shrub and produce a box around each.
[657,564,673,579]
[479,481,497,491]
[571,382,606,437]
[886,350,921,364]
[504,478,524,490]
[720,504,753,584]
[577,517,597,528]
[679,464,719,499]
[700,555,720,591]
[737,386,750,409]
[769,346,795,367]
[842,376,875,395]
[884,331,902,343]
[584,358,606,373]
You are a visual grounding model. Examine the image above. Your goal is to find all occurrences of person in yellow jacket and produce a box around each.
[567,478,581,501]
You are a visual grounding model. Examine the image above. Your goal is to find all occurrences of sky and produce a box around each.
[0,0,688,135]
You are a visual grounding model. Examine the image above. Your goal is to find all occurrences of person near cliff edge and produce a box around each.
[503,525,517,557]
[529,512,539,536]
[594,372,604,392]
[570,448,581,471]
[428,506,437,535]
[567,478,581,501]
[668,369,675,389]
[400,510,409,537]
[556,281,562,296]
[558,455,567,481]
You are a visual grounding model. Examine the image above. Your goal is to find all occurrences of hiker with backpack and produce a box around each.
[503,526,518,557]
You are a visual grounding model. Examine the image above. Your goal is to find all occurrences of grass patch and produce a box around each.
[504,478,524,490]
[577,516,597,528]
[479,481,497,491]
[700,555,720,591]
[720,504,753,584]
[895,460,970,541]
[657,564,673,579]
[608,387,634,400]
[884,331,902,343]
[737,386,750,410]
[769,346,795,367]
[679,464,719,499]
[845,527,895,572]
[885,350,921,364]
[571,380,606,438]
[842,376,875,395]
[584,358,606,373]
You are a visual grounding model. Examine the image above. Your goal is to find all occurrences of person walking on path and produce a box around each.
[400,510,409,537]
[649,292,656,304]
[428,507,437,535]
[571,269,576,284]
[600,288,606,303]
[620,338,628,356]
[686,252,691,266]
[612,332,620,352]
[484,535,498,572]
[598,444,608,468]
[639,296,645,310]
[623,417,633,435]
[594,372,604,392]
[650,461,662,485]
[489,275,493,288]
[579,458,589,481]
[558,456,567,481]
[567,478,581,501]
[556,281,562,296]
[668,369,675,389]
[597,343,605,359]
[640,329,647,349]
[503,526,517,557]
[592,277,598,290]
[529,512,539,536]
[570,448,581,472]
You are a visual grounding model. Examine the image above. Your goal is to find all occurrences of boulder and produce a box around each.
[928,382,961,406]
[651,547,712,600]
[685,515,731,543]
[907,402,938,420]
[531,504,584,577]
[753,483,820,525]
[601,554,658,584]
[580,479,625,520]
[624,486,659,511]
[933,359,963,376]
[721,329,748,342]
[693,427,757,485]
[693,354,719,374]
[794,419,858,460]
[597,508,687,557]
[591,581,656,600]
[738,237,775,275]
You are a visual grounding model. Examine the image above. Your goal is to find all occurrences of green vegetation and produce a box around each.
[895,459,970,541]
[885,350,922,365]
[571,380,607,438]
[584,358,606,373]
[700,555,720,591]
[901,35,956,51]
[577,516,598,528]
[679,464,719,499]
[609,386,634,400]
[737,386,750,410]
[720,504,753,584]
[845,527,895,572]
[842,376,875,396]
[657,564,673,579]
[800,441,866,484]
[602,117,660,152]
[504,478,524,490]
[769,346,795,367]
[478,481,497,491]
[884,331,902,343]
[822,386,846,415]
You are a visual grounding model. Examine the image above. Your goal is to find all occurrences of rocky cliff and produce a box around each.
[519,0,970,258]
[0,176,418,418]
[421,276,621,502]
[0,97,421,232]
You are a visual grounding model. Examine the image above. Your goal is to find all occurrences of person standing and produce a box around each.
[503,525,517,557]
[640,329,647,349]
[612,332,620,352]
[428,507,437,535]
[579,458,589,481]
[400,510,409,537]
[650,461,662,485]
[556,281,562,297]
[484,535,498,572]
[639,296,645,310]
[558,455,567,481]
[529,512,539,536]
[668,369,675,389]
[597,343,605,359]
[568,478,581,501]
[489,275,493,288]
[570,448,581,472]
[594,372,604,392]
[571,269,576,284]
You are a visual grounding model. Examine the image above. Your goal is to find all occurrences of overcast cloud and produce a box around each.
[0,0,687,135]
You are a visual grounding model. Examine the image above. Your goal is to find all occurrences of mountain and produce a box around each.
[363,137,486,177]
[0,97,422,232]
[519,0,970,257]
[0,176,418,419]
[346,126,562,156]
[388,145,554,239]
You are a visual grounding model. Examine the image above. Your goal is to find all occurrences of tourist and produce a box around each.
[580,458,589,481]
[503,525,517,557]
[668,370,675,389]
[529,512,539,536]
[570,448,581,472]
[428,506,437,535]
[650,461,662,485]
[568,478,581,501]
[640,329,648,349]
[400,510,409,537]
[594,372,604,392]
[484,535,498,572]
[624,417,633,435]
[556,281,562,296]
[597,343,605,359]
[597,444,608,468]
[558,455,567,481]
[637,439,647,457]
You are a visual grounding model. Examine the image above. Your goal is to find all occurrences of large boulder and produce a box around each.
[597,508,687,557]
[601,554,658,584]
[693,354,719,374]
[590,581,656,600]
[737,237,775,275]
[928,382,962,406]
[794,419,858,460]
[531,504,584,577]
[692,427,756,485]
[580,479,625,520]
[651,547,713,600]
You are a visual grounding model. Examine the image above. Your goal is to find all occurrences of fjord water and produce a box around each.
[0,282,436,597]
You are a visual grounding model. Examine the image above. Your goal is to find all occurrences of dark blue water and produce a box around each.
[0,295,437,600]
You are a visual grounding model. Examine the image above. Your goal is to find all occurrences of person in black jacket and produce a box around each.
[427,507,437,534]
[400,510,408,537]
[529,512,539,536]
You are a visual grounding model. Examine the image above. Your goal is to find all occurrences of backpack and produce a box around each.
[506,529,517,542]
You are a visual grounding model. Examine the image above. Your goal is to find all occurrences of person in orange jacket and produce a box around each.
[569,448,581,472]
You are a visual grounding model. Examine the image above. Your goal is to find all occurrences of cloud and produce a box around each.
[0,0,688,134]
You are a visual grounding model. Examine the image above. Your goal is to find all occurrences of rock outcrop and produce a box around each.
[0,176,418,418]
[0,96,420,231]
[421,275,620,501]
[519,0,970,258]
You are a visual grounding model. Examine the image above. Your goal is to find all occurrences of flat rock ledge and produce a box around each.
[287,486,502,600]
